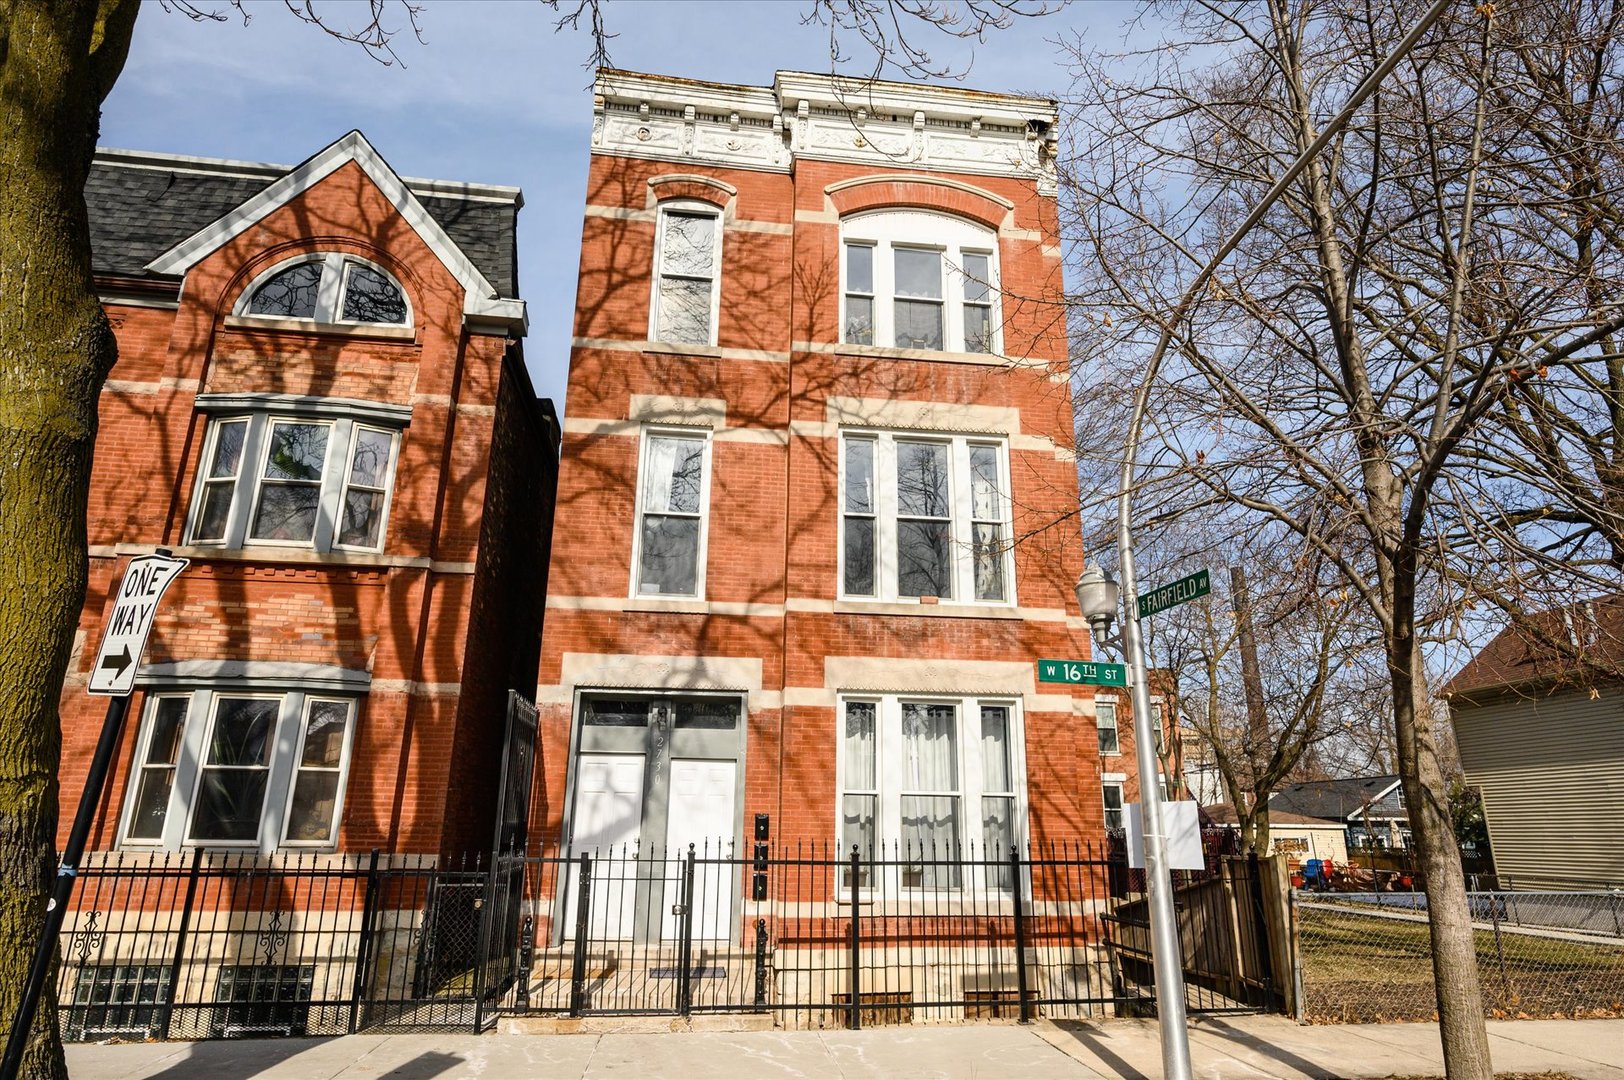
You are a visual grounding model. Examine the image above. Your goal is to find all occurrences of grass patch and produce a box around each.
[1299,910,1624,1023]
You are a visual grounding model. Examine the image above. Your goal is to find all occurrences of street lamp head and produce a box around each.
[1074,564,1121,642]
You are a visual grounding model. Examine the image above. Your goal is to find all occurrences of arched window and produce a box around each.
[239,254,410,327]
[650,200,722,346]
[840,211,999,354]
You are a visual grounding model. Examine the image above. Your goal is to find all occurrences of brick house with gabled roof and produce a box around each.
[61,131,556,862]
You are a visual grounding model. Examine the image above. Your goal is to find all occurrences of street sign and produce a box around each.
[1137,568,1211,619]
[1037,658,1127,688]
[87,553,188,697]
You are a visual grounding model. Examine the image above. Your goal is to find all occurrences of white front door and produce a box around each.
[567,753,645,939]
[662,758,737,941]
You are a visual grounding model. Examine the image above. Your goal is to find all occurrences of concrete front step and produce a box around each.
[496,1013,776,1035]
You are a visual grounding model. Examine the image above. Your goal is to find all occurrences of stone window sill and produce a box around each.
[223,314,416,342]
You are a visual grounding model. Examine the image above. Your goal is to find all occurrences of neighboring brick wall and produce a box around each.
[439,348,558,859]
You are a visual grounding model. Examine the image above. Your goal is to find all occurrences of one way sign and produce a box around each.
[88,553,188,697]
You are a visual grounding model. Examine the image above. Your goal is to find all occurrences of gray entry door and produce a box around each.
[565,693,745,942]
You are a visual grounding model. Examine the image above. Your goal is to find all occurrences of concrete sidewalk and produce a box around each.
[64,1015,1624,1079]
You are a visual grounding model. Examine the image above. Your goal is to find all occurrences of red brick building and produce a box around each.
[535,69,1160,932]
[61,132,555,863]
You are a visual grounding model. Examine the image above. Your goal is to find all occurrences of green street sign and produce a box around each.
[1038,658,1127,688]
[1137,568,1212,619]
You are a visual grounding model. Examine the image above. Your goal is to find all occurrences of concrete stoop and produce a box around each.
[496,1013,776,1036]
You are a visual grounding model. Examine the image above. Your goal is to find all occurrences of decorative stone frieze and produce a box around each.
[591,68,1059,195]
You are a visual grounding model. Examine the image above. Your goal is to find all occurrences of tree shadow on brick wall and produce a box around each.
[538,163,1099,856]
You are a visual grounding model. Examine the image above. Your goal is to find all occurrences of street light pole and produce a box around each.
[1094,6,1453,1075]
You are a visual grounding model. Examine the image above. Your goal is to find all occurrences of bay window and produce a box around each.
[840,210,1000,354]
[187,402,402,554]
[121,689,357,850]
[837,695,1024,892]
[840,431,1014,604]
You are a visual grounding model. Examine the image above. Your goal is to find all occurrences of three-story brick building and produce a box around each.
[535,70,1154,945]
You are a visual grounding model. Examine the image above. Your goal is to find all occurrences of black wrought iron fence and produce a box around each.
[495,841,1279,1026]
[56,843,1285,1040]
[55,849,513,1041]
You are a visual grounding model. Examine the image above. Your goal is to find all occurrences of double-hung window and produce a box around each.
[840,431,1014,604]
[840,210,1000,354]
[1096,700,1120,755]
[122,689,358,850]
[838,695,1024,893]
[632,427,712,598]
[651,202,721,346]
[187,404,402,553]
[1102,781,1125,832]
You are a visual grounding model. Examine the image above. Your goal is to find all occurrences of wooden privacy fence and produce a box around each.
[1105,854,1294,1015]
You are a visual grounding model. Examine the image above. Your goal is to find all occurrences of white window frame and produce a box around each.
[234,252,412,328]
[834,693,1028,896]
[649,200,723,347]
[1096,699,1120,756]
[185,412,402,554]
[838,429,1015,606]
[1101,776,1126,833]
[119,694,191,846]
[118,688,359,853]
[279,696,360,847]
[629,424,714,600]
[839,210,1001,354]
[186,692,284,849]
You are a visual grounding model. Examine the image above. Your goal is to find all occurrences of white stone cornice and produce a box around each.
[592,69,1059,194]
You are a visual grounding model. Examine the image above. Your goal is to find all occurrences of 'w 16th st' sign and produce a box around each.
[1136,568,1212,619]
[1037,659,1127,688]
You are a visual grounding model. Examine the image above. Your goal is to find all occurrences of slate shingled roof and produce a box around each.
[1267,776,1404,822]
[86,146,520,298]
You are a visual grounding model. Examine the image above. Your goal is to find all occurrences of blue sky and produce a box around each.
[101,0,1136,413]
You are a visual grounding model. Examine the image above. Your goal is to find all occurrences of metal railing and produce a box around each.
[494,842,1278,1026]
[55,842,1286,1039]
[55,849,516,1041]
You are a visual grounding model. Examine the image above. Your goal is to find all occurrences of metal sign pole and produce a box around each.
[3,550,186,1079]
[2,693,132,1080]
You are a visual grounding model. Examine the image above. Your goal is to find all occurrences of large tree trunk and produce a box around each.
[1390,572,1493,1078]
[0,2,137,1076]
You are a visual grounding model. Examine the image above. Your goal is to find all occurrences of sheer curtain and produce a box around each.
[901,703,960,886]
[842,702,877,883]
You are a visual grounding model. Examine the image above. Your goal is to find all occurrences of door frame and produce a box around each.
[556,688,749,944]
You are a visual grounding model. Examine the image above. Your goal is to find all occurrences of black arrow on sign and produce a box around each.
[100,645,132,679]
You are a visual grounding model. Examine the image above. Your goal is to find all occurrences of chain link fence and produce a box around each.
[1295,891,1624,1023]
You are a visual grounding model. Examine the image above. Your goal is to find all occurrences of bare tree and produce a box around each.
[1145,529,1384,855]
[1059,1,1624,1074]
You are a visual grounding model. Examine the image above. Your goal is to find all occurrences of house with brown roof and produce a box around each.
[1443,598,1624,890]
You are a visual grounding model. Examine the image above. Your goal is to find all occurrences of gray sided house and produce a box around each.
[1444,599,1624,890]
